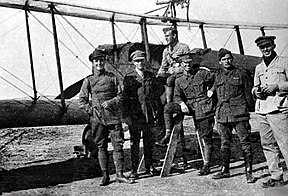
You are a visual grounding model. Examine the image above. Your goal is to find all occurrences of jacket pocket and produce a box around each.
[193,97,215,118]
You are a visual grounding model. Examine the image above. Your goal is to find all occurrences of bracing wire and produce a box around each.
[0,65,62,107]
[56,16,87,64]
[0,10,22,25]
[0,22,24,39]
[223,29,234,48]
[29,12,90,70]
[148,25,163,44]
[114,23,131,43]
[56,9,96,49]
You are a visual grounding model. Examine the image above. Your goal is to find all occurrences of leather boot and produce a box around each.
[198,143,212,176]
[244,154,255,183]
[212,148,230,179]
[99,171,110,186]
[130,142,139,179]
[198,164,210,176]
[116,172,135,184]
[157,129,172,146]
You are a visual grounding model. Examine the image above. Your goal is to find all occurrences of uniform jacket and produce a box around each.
[158,42,189,75]
[252,55,288,114]
[174,69,216,120]
[123,69,160,124]
[212,66,254,123]
[78,70,123,125]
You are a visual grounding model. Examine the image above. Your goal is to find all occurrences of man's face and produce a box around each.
[183,61,196,73]
[219,54,233,69]
[92,57,106,71]
[259,43,276,58]
[133,59,146,71]
[164,30,177,45]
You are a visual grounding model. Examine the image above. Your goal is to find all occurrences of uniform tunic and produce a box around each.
[213,67,254,123]
[158,42,189,75]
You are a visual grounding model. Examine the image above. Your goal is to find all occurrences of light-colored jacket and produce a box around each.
[252,55,288,114]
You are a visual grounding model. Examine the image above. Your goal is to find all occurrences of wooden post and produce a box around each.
[111,14,118,64]
[235,25,244,55]
[260,27,266,36]
[199,24,207,49]
[49,4,66,110]
[140,18,151,64]
[24,7,37,102]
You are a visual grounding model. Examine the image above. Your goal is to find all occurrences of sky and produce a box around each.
[0,0,287,99]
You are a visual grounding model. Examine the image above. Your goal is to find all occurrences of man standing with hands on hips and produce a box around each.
[252,35,288,188]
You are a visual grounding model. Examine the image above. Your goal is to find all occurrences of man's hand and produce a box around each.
[261,84,279,94]
[207,90,213,98]
[252,88,267,100]
[180,102,189,113]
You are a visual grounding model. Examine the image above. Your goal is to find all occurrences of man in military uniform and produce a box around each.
[158,52,216,175]
[211,48,255,183]
[79,49,134,186]
[252,36,288,188]
[123,50,160,179]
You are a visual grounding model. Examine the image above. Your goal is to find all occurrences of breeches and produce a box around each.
[217,121,252,156]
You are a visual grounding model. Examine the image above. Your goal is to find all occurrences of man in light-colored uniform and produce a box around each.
[252,35,288,188]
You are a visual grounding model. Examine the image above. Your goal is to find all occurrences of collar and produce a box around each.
[94,69,106,76]
[135,68,144,78]
[263,51,277,67]
[168,41,179,52]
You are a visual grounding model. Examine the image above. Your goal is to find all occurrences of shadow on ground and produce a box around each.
[1,132,266,193]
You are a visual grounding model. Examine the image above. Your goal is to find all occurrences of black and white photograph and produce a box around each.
[0,0,288,195]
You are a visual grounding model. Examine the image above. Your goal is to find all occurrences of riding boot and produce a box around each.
[99,170,110,186]
[129,142,140,179]
[198,144,212,176]
[98,150,110,186]
[116,171,134,184]
[212,148,230,179]
[244,153,255,183]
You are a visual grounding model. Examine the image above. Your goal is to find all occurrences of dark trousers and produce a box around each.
[129,120,155,172]
[164,102,214,164]
[91,118,125,173]
[217,121,253,168]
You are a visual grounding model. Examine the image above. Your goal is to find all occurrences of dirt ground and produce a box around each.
[1,114,288,196]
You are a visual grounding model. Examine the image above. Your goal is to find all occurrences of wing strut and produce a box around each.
[235,25,244,55]
[24,5,38,102]
[50,3,66,111]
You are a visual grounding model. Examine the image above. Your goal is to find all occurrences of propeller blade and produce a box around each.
[55,78,84,99]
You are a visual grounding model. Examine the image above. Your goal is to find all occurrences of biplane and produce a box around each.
[0,0,287,128]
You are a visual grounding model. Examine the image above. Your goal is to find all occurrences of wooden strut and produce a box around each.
[235,25,245,55]
[199,24,207,49]
[111,14,118,64]
[24,7,37,102]
[50,4,66,111]
[260,27,266,36]
[140,18,151,64]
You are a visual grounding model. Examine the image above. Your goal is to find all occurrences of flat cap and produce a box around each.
[89,49,106,61]
[177,52,202,64]
[254,36,276,47]
[130,50,146,61]
[218,48,232,60]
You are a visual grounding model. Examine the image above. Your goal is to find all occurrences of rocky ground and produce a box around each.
[1,114,287,196]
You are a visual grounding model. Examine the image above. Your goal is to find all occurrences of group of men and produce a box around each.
[78,27,288,188]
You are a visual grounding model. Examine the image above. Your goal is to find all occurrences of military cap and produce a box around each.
[218,48,233,60]
[89,49,106,62]
[177,52,202,64]
[130,50,146,61]
[254,36,276,47]
[162,27,177,34]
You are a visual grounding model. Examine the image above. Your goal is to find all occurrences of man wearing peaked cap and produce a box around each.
[130,50,146,61]
[211,48,255,183]
[157,51,216,176]
[79,49,134,186]
[157,27,190,76]
[252,35,288,188]
[123,50,161,179]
